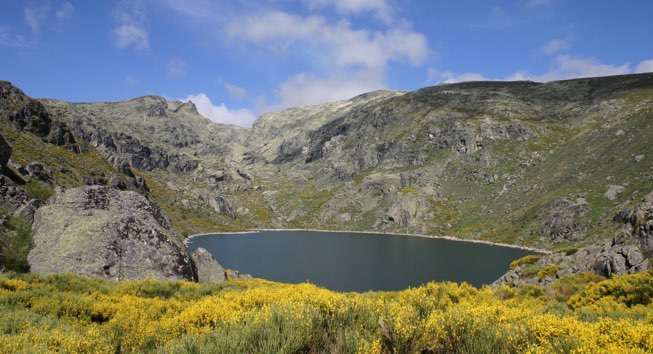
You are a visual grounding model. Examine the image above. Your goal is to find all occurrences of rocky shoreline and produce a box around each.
[184,228,551,254]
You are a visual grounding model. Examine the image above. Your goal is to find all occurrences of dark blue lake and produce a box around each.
[186,231,535,292]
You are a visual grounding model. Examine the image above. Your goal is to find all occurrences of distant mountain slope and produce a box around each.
[2,73,653,252]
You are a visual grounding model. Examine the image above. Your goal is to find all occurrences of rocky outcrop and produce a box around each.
[613,193,653,254]
[207,195,235,218]
[541,198,588,240]
[28,186,196,281]
[0,81,76,148]
[191,247,227,283]
[495,193,653,287]
[0,175,28,210]
[18,162,52,184]
[0,134,10,169]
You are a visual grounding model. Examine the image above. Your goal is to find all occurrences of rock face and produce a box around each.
[191,247,227,283]
[495,193,653,287]
[614,193,653,255]
[28,186,196,281]
[0,175,28,210]
[541,198,588,240]
[0,134,10,169]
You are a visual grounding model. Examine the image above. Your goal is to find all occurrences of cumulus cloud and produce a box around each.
[223,82,247,100]
[111,0,149,52]
[163,2,431,111]
[636,59,653,73]
[184,93,258,127]
[427,68,488,84]
[541,38,571,55]
[226,11,428,71]
[166,57,189,77]
[308,0,392,22]
[507,54,630,82]
[273,71,385,110]
[430,55,653,85]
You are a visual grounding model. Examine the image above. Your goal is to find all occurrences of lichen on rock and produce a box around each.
[28,186,196,281]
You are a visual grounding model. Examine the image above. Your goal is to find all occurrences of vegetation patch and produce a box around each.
[510,255,542,269]
[0,272,651,353]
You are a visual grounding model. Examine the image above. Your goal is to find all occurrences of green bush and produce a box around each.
[0,214,32,272]
[23,180,54,201]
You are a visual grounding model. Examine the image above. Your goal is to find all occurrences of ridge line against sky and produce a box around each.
[1,0,652,127]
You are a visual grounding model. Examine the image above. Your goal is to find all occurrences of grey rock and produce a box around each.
[207,195,235,218]
[604,185,625,200]
[541,198,588,239]
[0,175,28,210]
[226,269,253,280]
[28,186,195,281]
[0,134,10,169]
[191,247,227,283]
[20,162,52,183]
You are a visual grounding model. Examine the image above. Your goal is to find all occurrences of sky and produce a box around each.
[1,1,652,127]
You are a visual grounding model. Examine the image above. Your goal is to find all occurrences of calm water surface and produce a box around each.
[187,231,535,292]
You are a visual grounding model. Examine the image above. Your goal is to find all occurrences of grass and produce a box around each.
[23,179,54,201]
[0,210,32,272]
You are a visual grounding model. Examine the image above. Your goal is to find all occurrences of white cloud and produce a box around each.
[308,0,392,22]
[225,10,428,109]
[111,0,149,52]
[163,3,430,111]
[636,59,653,73]
[541,38,570,55]
[56,2,74,20]
[184,93,258,127]
[24,1,74,35]
[0,27,32,48]
[429,55,653,85]
[223,82,247,100]
[226,11,428,71]
[24,3,49,34]
[526,0,555,7]
[166,57,189,77]
[427,68,488,84]
[125,75,140,85]
[507,54,630,82]
[274,71,385,110]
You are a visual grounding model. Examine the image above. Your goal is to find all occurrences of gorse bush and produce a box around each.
[509,255,542,269]
[0,272,651,353]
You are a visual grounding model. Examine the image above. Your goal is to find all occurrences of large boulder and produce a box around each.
[28,186,196,281]
[191,247,227,283]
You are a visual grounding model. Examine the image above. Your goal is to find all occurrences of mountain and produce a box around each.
[1,74,653,281]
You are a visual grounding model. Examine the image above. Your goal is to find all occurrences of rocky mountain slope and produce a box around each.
[1,73,653,282]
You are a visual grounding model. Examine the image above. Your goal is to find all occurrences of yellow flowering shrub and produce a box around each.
[0,270,651,353]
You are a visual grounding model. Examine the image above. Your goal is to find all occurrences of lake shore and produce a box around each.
[184,228,551,254]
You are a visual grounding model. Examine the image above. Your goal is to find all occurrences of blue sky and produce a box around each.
[1,0,652,127]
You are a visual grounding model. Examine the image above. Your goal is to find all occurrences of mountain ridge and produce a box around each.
[2,73,653,283]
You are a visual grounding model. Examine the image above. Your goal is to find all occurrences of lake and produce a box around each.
[186,230,536,292]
